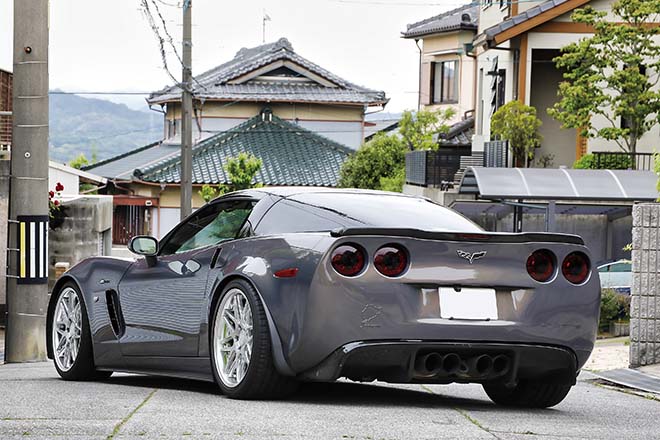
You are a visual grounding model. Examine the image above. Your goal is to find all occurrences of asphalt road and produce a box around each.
[0,362,658,439]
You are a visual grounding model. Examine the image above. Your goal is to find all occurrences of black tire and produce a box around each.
[483,381,572,408]
[210,279,298,400]
[51,282,113,381]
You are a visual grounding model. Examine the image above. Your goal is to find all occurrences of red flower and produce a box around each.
[48,191,55,198]
[55,182,64,192]
[53,200,59,206]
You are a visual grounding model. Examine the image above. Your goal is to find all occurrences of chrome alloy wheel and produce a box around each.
[214,288,253,388]
[52,287,83,372]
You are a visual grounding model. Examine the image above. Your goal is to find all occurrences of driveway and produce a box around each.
[0,362,657,439]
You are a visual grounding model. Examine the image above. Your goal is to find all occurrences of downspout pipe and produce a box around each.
[415,39,422,111]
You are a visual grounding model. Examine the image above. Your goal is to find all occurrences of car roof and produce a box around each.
[246,186,419,198]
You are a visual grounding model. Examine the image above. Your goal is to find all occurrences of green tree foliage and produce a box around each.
[491,101,542,167]
[399,108,455,151]
[600,289,631,331]
[550,0,660,156]
[198,153,262,203]
[339,108,455,191]
[68,153,89,170]
[573,153,632,170]
[338,134,407,190]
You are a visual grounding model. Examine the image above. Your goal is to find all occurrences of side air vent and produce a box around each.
[105,290,126,337]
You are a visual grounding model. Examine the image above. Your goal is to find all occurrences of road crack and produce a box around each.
[107,388,157,439]
[420,385,500,439]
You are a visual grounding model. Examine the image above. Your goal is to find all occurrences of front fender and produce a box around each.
[46,257,134,359]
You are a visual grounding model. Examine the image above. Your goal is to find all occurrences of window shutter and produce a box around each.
[420,62,432,106]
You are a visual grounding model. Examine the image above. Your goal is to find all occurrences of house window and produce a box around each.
[431,60,459,104]
[488,57,506,116]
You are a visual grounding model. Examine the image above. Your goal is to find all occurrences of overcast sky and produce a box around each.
[0,0,468,112]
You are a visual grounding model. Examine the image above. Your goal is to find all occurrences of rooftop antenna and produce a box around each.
[263,10,271,43]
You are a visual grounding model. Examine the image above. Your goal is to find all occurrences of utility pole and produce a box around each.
[180,0,193,220]
[5,0,49,362]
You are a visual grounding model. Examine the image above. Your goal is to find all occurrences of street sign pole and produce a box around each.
[5,0,50,362]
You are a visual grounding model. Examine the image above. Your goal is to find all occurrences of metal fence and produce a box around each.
[405,148,472,188]
[593,151,655,171]
[484,140,510,168]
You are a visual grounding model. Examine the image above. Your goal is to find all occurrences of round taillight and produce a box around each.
[374,245,408,277]
[331,244,366,277]
[526,249,556,283]
[562,252,591,285]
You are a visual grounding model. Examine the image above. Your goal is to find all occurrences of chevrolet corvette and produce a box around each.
[47,187,600,407]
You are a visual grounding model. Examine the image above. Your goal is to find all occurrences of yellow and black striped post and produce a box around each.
[16,215,49,285]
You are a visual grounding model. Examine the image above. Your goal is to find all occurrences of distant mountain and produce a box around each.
[49,92,162,163]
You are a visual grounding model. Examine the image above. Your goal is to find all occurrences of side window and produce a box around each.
[598,265,610,273]
[255,200,347,235]
[160,200,255,255]
[610,263,631,273]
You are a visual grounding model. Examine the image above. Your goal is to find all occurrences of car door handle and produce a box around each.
[99,279,110,285]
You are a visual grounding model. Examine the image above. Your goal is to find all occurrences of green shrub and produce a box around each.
[339,134,406,190]
[573,153,633,170]
[600,289,631,331]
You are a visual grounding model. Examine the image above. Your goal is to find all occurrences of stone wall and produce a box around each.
[0,160,9,325]
[48,195,113,291]
[630,203,660,367]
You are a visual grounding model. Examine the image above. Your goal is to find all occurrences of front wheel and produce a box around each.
[210,279,298,399]
[51,283,112,381]
[483,381,572,408]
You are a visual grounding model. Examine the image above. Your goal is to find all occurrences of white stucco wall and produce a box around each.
[48,167,80,195]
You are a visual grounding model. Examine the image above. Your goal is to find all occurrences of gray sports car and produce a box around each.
[47,187,600,407]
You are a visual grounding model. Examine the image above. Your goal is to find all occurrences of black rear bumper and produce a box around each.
[300,341,578,386]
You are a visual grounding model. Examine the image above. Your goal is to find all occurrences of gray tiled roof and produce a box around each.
[147,38,387,106]
[437,116,475,147]
[84,141,180,180]
[134,109,352,187]
[483,0,580,41]
[402,3,478,39]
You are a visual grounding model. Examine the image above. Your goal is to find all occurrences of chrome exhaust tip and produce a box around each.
[414,352,444,376]
[492,355,511,375]
[468,355,494,376]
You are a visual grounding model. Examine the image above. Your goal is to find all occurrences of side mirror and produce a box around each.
[128,236,158,257]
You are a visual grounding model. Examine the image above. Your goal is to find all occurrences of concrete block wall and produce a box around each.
[630,203,660,367]
[48,195,113,291]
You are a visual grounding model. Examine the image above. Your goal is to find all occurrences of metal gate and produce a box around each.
[113,205,149,245]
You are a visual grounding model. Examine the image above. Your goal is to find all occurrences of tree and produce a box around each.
[68,153,89,170]
[399,108,455,151]
[549,0,660,157]
[198,153,262,203]
[491,101,542,167]
[338,134,407,190]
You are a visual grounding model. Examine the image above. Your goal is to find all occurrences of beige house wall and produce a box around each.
[166,102,364,122]
[421,31,476,122]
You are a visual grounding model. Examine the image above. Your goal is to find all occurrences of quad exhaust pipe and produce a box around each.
[414,352,511,378]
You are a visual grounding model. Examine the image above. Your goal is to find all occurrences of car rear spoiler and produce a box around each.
[330,228,585,245]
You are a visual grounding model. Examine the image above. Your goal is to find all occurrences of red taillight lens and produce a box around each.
[562,252,591,284]
[374,245,408,277]
[526,249,556,282]
[331,244,366,277]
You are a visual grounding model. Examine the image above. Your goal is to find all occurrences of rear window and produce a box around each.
[256,193,481,234]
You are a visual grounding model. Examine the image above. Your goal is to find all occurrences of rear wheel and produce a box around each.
[51,283,112,381]
[210,279,298,399]
[483,381,572,408]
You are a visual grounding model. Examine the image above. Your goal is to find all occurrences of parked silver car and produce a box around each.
[47,188,600,408]
[597,260,632,294]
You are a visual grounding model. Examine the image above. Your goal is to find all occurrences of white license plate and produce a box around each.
[439,287,498,320]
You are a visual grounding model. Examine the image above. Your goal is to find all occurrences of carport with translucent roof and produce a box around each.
[451,167,658,261]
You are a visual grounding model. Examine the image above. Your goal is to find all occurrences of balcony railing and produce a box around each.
[405,148,472,188]
[593,151,655,171]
